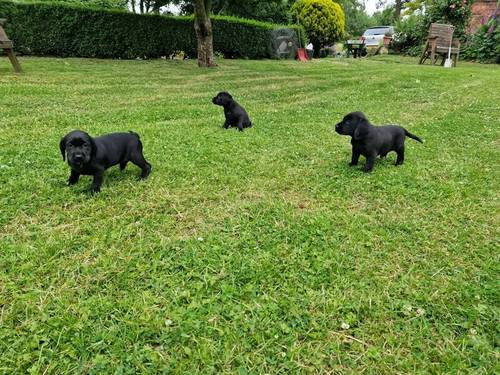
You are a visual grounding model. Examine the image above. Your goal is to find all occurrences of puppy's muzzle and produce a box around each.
[73,154,84,162]
[335,123,343,133]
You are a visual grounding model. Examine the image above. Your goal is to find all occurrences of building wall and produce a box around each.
[469,0,498,33]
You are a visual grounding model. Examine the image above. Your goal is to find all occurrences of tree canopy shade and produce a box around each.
[16,0,128,8]
[178,0,292,23]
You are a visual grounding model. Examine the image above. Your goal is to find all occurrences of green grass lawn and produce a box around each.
[0,56,499,373]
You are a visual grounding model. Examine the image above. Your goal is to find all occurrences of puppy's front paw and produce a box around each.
[90,186,101,194]
[349,162,358,167]
[68,172,80,185]
[363,166,373,173]
[140,164,152,179]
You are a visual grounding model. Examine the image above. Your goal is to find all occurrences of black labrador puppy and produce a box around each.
[212,91,252,131]
[60,130,152,193]
[335,112,422,172]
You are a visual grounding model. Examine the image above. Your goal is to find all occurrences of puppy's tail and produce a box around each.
[405,129,423,143]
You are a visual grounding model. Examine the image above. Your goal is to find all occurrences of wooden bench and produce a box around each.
[0,18,22,73]
[419,23,460,67]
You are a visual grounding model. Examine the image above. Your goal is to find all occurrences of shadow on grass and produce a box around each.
[330,153,401,175]
[58,166,147,196]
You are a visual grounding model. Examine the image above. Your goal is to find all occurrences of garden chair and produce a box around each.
[0,18,22,73]
[419,23,460,67]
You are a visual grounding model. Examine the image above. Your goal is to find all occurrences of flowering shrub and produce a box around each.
[462,8,500,63]
[392,0,472,56]
[291,0,345,55]
[392,14,427,55]
[425,0,472,40]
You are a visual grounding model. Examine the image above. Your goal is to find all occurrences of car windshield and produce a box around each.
[363,28,390,36]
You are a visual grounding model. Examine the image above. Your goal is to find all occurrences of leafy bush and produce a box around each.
[461,9,500,63]
[337,0,375,38]
[16,0,128,9]
[0,0,304,59]
[424,0,472,41]
[392,14,426,56]
[291,0,345,54]
[210,0,292,24]
[392,0,472,57]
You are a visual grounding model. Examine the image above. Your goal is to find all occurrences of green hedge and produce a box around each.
[0,0,304,59]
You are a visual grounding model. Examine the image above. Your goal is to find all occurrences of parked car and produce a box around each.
[362,26,395,46]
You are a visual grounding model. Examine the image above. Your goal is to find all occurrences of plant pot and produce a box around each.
[383,36,392,48]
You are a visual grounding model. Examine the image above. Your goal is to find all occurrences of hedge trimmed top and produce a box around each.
[0,0,305,59]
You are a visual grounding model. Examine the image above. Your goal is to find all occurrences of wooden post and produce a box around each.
[0,18,22,73]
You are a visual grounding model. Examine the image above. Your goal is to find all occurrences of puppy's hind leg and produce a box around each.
[130,152,152,179]
[395,146,405,166]
[237,119,244,132]
[363,153,376,173]
[90,170,104,194]
[120,161,128,171]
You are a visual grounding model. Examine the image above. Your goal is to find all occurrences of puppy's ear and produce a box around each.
[353,117,369,140]
[89,136,97,160]
[59,136,67,161]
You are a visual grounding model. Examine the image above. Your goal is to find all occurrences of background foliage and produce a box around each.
[15,0,128,9]
[392,0,479,59]
[11,0,392,40]
[180,0,292,24]
[291,0,345,53]
[0,0,303,59]
[462,8,500,63]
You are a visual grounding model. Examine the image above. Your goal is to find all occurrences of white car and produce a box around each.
[362,26,394,46]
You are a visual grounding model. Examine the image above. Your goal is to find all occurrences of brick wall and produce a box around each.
[469,0,498,33]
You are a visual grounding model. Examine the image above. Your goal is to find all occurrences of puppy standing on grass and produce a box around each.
[335,112,423,172]
[212,91,252,131]
[60,130,152,193]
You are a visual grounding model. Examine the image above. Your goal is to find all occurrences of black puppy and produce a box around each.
[60,130,151,193]
[212,91,252,131]
[335,112,422,172]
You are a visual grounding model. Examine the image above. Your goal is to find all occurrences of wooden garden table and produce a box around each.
[0,18,22,73]
[345,40,366,58]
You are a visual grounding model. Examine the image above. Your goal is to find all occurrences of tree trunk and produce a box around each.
[394,0,408,20]
[194,0,216,67]
[395,0,401,19]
